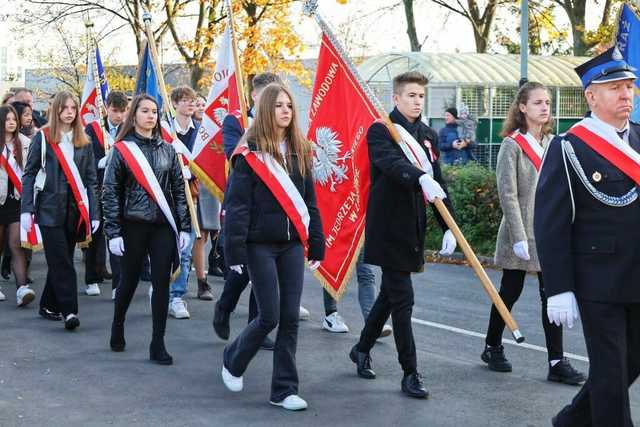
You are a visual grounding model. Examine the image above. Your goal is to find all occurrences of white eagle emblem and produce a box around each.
[312,127,351,192]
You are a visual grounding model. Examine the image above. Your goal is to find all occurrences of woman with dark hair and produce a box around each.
[481,82,585,384]
[102,94,191,364]
[0,105,33,305]
[11,102,35,139]
[220,83,324,410]
[21,91,99,330]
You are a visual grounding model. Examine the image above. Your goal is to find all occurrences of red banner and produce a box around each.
[307,33,380,300]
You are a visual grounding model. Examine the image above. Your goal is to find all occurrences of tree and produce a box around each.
[403,0,423,51]
[551,0,617,55]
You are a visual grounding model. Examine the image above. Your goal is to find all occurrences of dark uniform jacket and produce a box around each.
[85,121,119,187]
[223,138,325,266]
[363,108,453,273]
[21,130,99,227]
[102,132,191,240]
[534,120,640,303]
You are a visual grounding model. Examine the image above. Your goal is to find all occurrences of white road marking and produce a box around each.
[411,317,589,363]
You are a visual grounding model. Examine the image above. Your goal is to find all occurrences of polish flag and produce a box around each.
[80,46,109,127]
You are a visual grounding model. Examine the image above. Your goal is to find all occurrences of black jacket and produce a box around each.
[84,121,120,187]
[363,108,453,273]
[223,140,325,266]
[534,122,640,302]
[102,132,191,239]
[21,130,99,227]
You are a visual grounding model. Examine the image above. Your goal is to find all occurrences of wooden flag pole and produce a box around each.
[225,0,249,129]
[141,10,201,239]
[302,0,524,343]
[84,19,110,152]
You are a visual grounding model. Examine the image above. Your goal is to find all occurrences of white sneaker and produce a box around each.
[270,395,308,411]
[322,312,349,333]
[379,324,393,338]
[16,285,35,307]
[85,283,101,296]
[169,297,190,319]
[299,305,310,321]
[111,288,116,301]
[0,287,5,301]
[221,365,243,392]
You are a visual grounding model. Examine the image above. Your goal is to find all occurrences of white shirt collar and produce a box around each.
[173,117,194,135]
[591,112,630,143]
[107,119,119,132]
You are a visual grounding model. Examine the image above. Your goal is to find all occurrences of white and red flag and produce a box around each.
[307,33,380,299]
[80,46,109,128]
[191,24,243,200]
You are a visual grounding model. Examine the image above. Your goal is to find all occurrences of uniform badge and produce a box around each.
[592,171,602,182]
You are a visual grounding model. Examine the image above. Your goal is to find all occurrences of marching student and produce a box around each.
[193,93,206,123]
[21,91,99,329]
[0,105,34,305]
[349,71,457,399]
[103,94,191,364]
[481,82,585,385]
[83,90,128,298]
[536,47,640,427]
[220,83,324,411]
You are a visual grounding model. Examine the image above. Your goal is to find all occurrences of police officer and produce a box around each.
[535,47,640,426]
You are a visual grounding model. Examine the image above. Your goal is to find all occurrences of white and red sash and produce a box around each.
[393,123,434,178]
[113,141,180,263]
[510,131,544,171]
[161,120,192,163]
[44,128,92,246]
[1,144,43,250]
[89,120,109,151]
[232,143,310,251]
[567,117,640,186]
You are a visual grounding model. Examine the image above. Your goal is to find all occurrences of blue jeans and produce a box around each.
[323,251,376,320]
[170,229,196,299]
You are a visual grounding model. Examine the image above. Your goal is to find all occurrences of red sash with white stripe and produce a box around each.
[232,143,310,250]
[510,131,544,171]
[89,120,107,151]
[43,128,92,245]
[1,144,43,250]
[113,140,180,269]
[567,117,640,186]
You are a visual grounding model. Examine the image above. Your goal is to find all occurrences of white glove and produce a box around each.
[513,240,530,261]
[179,231,191,251]
[97,157,107,169]
[181,166,192,180]
[91,220,100,233]
[109,237,125,256]
[418,174,446,202]
[439,229,456,255]
[20,213,33,232]
[308,260,320,271]
[547,291,579,328]
[230,265,243,274]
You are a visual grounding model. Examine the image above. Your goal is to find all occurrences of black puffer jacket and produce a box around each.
[223,140,325,266]
[102,132,191,239]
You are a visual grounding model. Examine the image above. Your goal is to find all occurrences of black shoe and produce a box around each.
[401,372,429,399]
[552,415,559,427]
[260,336,275,351]
[208,266,224,277]
[547,358,586,386]
[39,307,62,321]
[64,314,80,331]
[110,322,126,352]
[481,345,512,372]
[349,344,376,379]
[26,277,33,285]
[149,340,173,365]
[213,302,230,340]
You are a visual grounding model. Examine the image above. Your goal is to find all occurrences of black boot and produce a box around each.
[149,339,173,365]
[481,344,512,372]
[349,344,376,379]
[401,372,429,399]
[213,301,230,340]
[110,322,125,352]
[547,358,586,385]
[197,279,214,300]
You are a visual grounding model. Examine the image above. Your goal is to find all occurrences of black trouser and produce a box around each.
[485,269,563,361]
[217,268,258,323]
[110,253,121,291]
[555,300,640,427]
[358,268,417,375]
[113,222,174,341]
[39,225,79,317]
[224,242,304,402]
[85,220,107,285]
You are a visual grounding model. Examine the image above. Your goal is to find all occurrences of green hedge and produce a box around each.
[425,163,501,257]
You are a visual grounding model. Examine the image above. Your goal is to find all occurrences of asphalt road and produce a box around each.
[1,252,638,427]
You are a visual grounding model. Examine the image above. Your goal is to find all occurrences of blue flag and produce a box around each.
[617,4,640,122]
[135,43,163,111]
[95,46,110,102]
